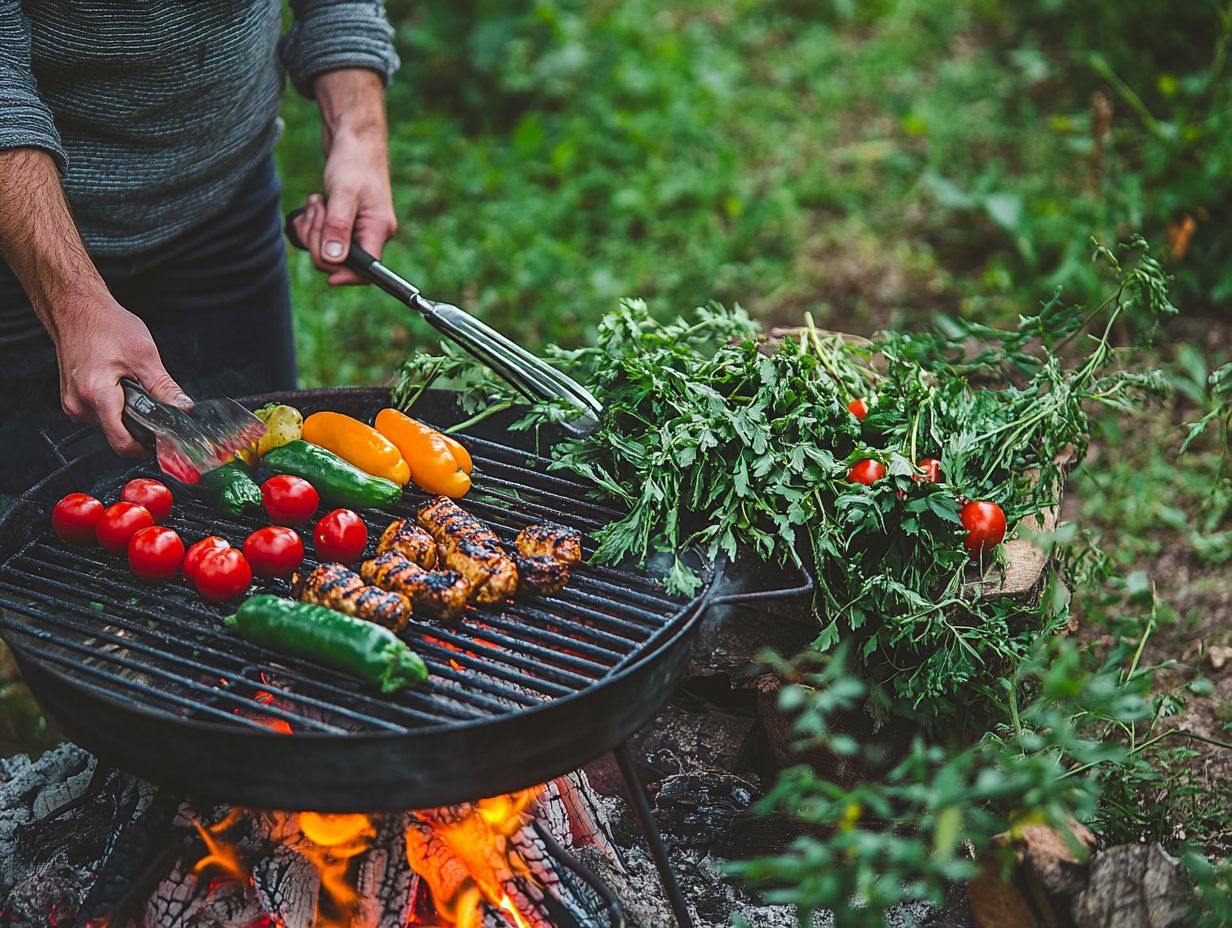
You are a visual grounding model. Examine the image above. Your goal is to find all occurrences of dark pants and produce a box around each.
[0,156,297,495]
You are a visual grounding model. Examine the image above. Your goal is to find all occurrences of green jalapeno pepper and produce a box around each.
[262,440,402,509]
[227,594,427,693]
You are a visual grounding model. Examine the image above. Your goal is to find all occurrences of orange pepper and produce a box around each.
[374,408,471,498]
[441,433,473,475]
[302,411,411,486]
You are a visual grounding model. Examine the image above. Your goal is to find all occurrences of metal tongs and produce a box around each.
[285,211,602,436]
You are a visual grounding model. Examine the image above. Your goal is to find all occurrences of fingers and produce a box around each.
[320,185,360,268]
[295,190,397,285]
[135,364,193,411]
[63,376,145,457]
[327,211,398,286]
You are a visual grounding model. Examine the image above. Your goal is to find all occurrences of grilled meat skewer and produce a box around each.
[292,563,410,633]
[376,518,438,569]
[361,553,471,622]
[418,497,518,604]
[511,553,570,597]
[515,523,583,566]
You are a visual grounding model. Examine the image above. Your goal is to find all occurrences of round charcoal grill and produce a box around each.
[0,388,808,817]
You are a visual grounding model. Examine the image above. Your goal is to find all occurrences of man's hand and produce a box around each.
[292,69,396,285]
[0,148,190,456]
[56,291,192,456]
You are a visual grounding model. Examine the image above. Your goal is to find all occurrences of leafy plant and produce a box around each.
[391,239,1173,730]
[726,635,1152,927]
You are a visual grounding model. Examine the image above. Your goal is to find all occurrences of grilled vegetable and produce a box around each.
[515,523,583,565]
[314,509,368,562]
[194,546,253,602]
[376,518,438,568]
[52,493,103,546]
[200,460,264,517]
[361,553,471,621]
[418,496,518,604]
[238,403,302,465]
[292,562,410,632]
[261,474,320,525]
[122,478,173,521]
[302,411,411,486]
[264,440,402,509]
[228,594,426,693]
[374,408,471,498]
[243,526,304,579]
[442,433,473,475]
[511,553,570,597]
[96,502,154,555]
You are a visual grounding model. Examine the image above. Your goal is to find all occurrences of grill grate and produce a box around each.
[0,431,698,739]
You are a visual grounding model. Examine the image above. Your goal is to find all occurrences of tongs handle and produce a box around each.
[285,209,602,435]
[120,377,165,449]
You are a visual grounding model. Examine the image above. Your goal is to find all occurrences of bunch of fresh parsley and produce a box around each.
[391,238,1174,729]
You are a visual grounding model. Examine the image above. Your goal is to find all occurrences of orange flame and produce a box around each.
[298,812,377,928]
[409,787,544,927]
[191,809,247,883]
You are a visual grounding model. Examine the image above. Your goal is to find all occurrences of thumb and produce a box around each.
[138,365,194,411]
[321,188,359,265]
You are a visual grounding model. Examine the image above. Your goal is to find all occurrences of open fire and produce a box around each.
[124,773,617,928]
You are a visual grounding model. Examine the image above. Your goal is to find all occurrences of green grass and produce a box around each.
[277,0,1231,387]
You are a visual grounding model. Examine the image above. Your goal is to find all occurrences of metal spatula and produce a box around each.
[285,211,603,436]
[120,378,267,484]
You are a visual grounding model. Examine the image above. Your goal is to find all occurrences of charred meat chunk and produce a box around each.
[417,496,518,604]
[515,523,582,566]
[511,553,570,597]
[376,518,438,568]
[292,563,410,633]
[361,552,471,622]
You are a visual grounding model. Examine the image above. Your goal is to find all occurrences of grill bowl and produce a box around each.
[0,388,722,811]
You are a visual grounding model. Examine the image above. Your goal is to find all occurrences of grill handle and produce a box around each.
[284,209,602,436]
[709,559,814,606]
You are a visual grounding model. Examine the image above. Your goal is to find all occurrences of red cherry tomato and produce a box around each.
[194,547,253,602]
[847,398,868,421]
[313,509,368,563]
[183,536,231,585]
[847,459,886,485]
[51,493,104,545]
[96,502,154,555]
[261,475,319,525]
[960,501,1007,557]
[121,478,173,522]
[914,458,943,484]
[127,525,185,582]
[243,526,305,579]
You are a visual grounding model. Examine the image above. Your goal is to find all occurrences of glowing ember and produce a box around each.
[174,788,555,928]
[409,787,545,927]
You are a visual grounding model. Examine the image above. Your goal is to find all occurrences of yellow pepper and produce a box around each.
[237,403,303,466]
[302,411,411,486]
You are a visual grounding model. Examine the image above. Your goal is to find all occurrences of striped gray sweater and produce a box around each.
[0,1,399,255]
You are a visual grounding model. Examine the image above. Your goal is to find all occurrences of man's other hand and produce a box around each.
[292,69,396,286]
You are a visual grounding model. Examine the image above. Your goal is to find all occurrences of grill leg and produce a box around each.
[614,742,694,928]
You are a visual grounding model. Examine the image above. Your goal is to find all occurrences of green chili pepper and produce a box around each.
[200,460,263,517]
[263,440,402,509]
[227,594,427,693]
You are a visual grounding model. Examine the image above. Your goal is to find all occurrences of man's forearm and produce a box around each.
[0,147,107,344]
[313,69,388,156]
